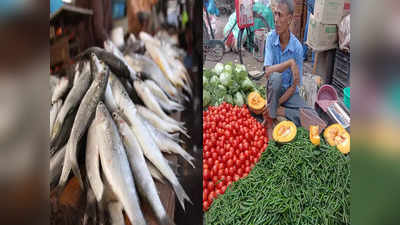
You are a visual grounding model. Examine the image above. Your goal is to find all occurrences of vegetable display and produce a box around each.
[205,128,351,225]
[202,103,269,211]
[203,63,266,108]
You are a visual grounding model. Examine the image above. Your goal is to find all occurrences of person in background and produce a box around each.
[75,0,112,49]
[262,0,316,139]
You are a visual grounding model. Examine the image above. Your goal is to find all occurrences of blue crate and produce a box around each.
[112,2,126,19]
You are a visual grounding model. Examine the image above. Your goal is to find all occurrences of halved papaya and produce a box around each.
[323,124,350,154]
[273,121,297,143]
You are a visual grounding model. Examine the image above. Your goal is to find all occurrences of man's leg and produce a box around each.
[263,72,282,139]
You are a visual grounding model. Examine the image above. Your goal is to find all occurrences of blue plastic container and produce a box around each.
[344,87,350,109]
[112,1,126,19]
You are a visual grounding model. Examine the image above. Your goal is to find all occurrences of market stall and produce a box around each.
[202,63,351,224]
[202,0,351,223]
[50,1,202,225]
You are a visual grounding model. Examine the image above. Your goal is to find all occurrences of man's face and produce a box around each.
[274,3,292,35]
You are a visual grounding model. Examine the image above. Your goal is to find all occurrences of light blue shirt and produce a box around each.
[264,30,303,93]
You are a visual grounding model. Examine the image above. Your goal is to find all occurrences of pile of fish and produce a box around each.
[50,31,193,225]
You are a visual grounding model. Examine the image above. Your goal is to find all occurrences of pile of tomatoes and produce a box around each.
[203,103,268,211]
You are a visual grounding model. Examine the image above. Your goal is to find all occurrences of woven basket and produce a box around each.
[300,108,327,134]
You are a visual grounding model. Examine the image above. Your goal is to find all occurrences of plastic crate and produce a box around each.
[333,49,350,78]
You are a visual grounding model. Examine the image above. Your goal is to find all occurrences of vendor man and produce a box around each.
[262,0,315,139]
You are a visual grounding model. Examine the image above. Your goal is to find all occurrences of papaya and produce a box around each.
[247,91,266,115]
[273,121,297,143]
[323,124,350,154]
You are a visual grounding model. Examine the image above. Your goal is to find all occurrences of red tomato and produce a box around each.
[216,181,223,189]
[238,168,244,176]
[203,189,209,201]
[212,176,218,183]
[221,185,227,194]
[234,174,240,182]
[245,166,251,173]
[207,182,214,190]
[204,169,210,180]
[229,167,235,175]
[203,201,209,211]
[208,192,215,202]
[226,175,232,182]
[227,159,233,167]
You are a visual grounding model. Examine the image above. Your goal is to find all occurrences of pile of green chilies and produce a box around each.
[205,128,351,225]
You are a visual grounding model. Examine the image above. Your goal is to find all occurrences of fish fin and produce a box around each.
[171,182,192,211]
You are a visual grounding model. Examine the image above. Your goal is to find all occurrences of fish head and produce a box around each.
[96,101,109,123]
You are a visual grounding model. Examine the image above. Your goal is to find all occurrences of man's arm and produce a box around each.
[278,61,300,105]
[264,59,295,77]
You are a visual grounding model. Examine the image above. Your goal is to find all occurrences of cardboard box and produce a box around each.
[343,0,351,17]
[306,13,338,51]
[314,0,345,24]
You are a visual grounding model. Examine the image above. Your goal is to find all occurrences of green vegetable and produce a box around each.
[205,128,351,225]
[240,77,254,91]
[210,75,219,87]
[234,92,244,106]
[203,90,211,108]
[235,64,246,74]
[203,76,209,89]
[213,63,224,75]
[224,94,234,104]
[219,72,233,87]
[224,64,233,74]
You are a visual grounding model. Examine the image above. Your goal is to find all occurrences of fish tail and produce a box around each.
[159,215,176,225]
[57,153,71,192]
[180,151,195,168]
[171,182,192,211]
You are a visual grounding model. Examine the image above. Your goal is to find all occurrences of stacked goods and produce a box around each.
[306,0,345,51]
[289,0,304,41]
[202,103,269,211]
[50,32,194,225]
[205,127,350,225]
[203,63,266,109]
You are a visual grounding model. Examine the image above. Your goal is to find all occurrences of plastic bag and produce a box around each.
[338,14,350,53]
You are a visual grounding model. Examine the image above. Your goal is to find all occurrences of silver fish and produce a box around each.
[114,113,174,225]
[104,78,118,114]
[139,32,185,88]
[59,53,109,189]
[50,61,92,146]
[136,105,188,137]
[110,85,191,210]
[51,76,70,104]
[104,40,137,81]
[96,102,146,225]
[50,99,62,133]
[50,145,65,190]
[133,79,180,125]
[143,80,184,112]
[124,53,179,99]
[86,118,104,202]
[142,117,194,168]
[146,159,165,184]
